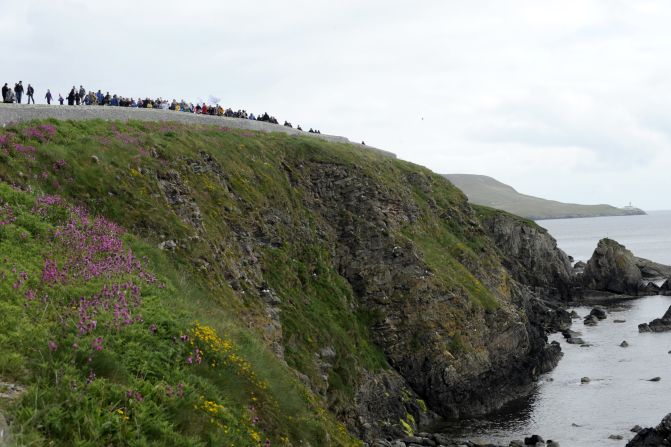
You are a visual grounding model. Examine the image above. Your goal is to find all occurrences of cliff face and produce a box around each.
[0,119,574,445]
[475,206,574,300]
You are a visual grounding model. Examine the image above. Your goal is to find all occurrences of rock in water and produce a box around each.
[639,323,652,333]
[582,239,642,294]
[590,307,607,320]
[627,413,671,446]
[581,377,591,383]
[524,434,544,445]
[631,425,643,433]
[639,305,671,333]
[620,340,629,347]
[584,315,599,326]
[648,377,661,382]
[609,434,624,440]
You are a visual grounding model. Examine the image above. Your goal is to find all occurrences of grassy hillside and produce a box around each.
[0,119,545,446]
[444,174,645,220]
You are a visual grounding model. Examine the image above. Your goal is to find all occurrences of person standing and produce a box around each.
[78,85,85,104]
[58,94,64,105]
[67,87,75,106]
[26,84,35,104]
[14,81,24,104]
[1,83,7,101]
[45,89,53,105]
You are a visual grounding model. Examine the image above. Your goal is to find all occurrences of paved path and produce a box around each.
[0,104,395,158]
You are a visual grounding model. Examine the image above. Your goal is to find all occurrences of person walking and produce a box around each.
[78,85,85,104]
[14,81,24,104]
[45,89,53,105]
[26,84,35,104]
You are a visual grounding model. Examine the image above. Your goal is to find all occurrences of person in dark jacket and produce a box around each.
[1,83,7,101]
[58,94,64,105]
[45,89,53,105]
[14,82,24,104]
[26,84,35,104]
[67,87,75,106]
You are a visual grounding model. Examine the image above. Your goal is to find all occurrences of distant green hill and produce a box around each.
[443,174,645,220]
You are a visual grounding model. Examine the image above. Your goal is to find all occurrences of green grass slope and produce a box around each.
[444,174,645,220]
[0,120,523,446]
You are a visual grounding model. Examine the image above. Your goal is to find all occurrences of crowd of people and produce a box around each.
[2,81,322,135]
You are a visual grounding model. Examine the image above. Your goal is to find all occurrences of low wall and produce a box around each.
[0,104,396,158]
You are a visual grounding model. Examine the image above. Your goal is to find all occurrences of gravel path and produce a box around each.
[0,104,395,158]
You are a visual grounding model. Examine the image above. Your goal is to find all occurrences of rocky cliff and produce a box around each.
[474,206,574,300]
[0,118,575,445]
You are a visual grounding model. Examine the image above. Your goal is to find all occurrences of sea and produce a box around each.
[441,211,671,446]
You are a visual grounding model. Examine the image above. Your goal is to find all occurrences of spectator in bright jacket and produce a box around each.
[96,90,104,105]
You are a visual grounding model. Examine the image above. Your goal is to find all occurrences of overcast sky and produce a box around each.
[3,1,671,210]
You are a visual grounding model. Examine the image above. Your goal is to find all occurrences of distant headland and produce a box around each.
[444,173,646,220]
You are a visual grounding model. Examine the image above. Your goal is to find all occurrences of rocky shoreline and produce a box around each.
[372,433,559,447]
[376,236,671,447]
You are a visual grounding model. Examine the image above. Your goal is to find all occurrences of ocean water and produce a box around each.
[539,210,671,265]
[442,211,671,446]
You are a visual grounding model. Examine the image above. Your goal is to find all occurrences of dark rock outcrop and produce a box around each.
[582,238,671,297]
[589,307,607,320]
[476,209,574,300]
[583,239,642,295]
[627,413,671,446]
[635,258,671,281]
[638,305,671,333]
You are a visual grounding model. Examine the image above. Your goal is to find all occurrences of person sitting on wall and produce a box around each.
[3,87,15,103]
